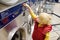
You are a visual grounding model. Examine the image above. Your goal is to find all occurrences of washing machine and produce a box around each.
[0,0,33,40]
[0,9,33,40]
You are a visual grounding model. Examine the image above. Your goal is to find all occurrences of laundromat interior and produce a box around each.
[0,0,60,40]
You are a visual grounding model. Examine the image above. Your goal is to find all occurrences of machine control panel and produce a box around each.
[0,0,28,29]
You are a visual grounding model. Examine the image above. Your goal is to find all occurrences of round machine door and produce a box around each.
[11,29,26,40]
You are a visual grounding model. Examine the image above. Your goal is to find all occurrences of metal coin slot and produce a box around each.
[22,6,26,16]
[23,11,25,16]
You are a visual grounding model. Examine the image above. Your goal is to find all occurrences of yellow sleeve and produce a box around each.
[27,6,40,23]
[44,32,50,40]
[28,7,37,20]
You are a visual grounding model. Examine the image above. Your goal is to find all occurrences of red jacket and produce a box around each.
[32,22,52,40]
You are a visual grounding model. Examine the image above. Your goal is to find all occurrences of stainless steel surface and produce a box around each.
[0,0,28,12]
[0,28,8,40]
[0,0,18,5]
[0,4,10,11]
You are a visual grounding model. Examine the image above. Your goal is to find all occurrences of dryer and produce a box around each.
[0,1,33,40]
[0,9,32,40]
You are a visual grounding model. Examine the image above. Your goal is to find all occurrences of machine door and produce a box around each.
[11,29,26,40]
[11,23,27,40]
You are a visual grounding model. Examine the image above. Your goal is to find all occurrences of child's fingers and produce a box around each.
[23,3,26,6]
[23,3,29,7]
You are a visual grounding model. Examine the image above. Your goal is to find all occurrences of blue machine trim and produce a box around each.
[0,2,26,29]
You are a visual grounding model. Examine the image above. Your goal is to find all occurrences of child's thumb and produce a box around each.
[23,3,26,6]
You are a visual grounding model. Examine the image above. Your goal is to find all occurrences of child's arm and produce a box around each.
[23,3,40,23]
[44,32,50,40]
[42,25,52,40]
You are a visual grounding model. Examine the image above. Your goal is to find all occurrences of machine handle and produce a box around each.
[52,23,60,26]
[48,13,60,18]
[52,13,60,18]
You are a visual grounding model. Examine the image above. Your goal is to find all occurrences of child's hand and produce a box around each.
[23,3,30,8]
